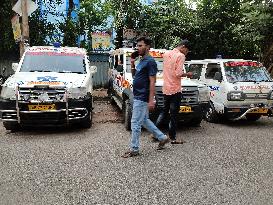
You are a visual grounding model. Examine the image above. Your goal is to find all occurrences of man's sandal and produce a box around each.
[171,140,185,144]
[121,150,140,158]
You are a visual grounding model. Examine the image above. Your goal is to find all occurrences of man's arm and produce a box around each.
[148,75,156,110]
[174,55,184,78]
[175,54,192,78]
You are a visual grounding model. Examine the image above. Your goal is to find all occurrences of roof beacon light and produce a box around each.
[216,54,222,59]
[53,42,61,48]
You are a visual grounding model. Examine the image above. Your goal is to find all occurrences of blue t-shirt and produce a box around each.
[133,55,158,102]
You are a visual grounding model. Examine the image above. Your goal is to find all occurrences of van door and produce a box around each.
[205,63,223,105]
[112,54,125,97]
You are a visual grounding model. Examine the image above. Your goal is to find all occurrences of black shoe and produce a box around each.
[157,136,170,150]
[121,150,139,158]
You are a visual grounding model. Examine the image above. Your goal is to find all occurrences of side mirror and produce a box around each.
[116,65,123,72]
[214,71,222,82]
[90,66,97,73]
[12,63,19,72]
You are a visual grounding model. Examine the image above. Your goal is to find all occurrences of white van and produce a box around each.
[0,44,97,130]
[186,59,273,122]
[108,48,210,130]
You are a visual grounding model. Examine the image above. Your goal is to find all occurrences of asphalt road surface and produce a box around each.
[0,97,273,204]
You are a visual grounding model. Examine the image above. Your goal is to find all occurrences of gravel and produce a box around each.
[0,91,273,204]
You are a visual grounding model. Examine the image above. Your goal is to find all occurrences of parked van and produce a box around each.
[0,44,97,130]
[108,48,210,130]
[186,59,273,122]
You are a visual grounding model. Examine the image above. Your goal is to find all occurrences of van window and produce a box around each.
[120,54,124,64]
[126,57,132,73]
[224,62,272,83]
[114,55,119,68]
[188,64,203,79]
[205,64,221,79]
[110,56,114,69]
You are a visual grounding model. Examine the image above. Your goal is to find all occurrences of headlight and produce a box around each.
[67,87,87,99]
[198,86,210,102]
[227,91,245,101]
[268,91,273,100]
[0,86,16,100]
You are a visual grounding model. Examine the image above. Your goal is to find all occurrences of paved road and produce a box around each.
[0,99,273,204]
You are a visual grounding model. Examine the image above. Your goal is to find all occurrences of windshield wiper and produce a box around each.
[59,71,84,74]
[241,80,258,83]
[29,70,52,72]
[257,80,273,82]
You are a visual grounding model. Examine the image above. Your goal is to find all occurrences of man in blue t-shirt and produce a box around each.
[122,36,170,158]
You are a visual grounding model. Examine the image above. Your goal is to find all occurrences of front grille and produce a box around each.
[1,111,17,121]
[18,87,66,102]
[245,93,268,99]
[181,87,198,105]
[155,86,199,107]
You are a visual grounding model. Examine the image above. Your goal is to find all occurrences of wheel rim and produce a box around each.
[206,107,213,120]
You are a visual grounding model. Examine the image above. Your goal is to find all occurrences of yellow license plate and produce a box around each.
[179,106,192,113]
[28,104,56,111]
[249,108,268,114]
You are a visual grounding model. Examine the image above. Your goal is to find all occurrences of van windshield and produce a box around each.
[20,52,86,74]
[224,61,272,83]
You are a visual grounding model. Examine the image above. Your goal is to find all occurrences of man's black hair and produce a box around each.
[177,39,190,50]
[136,36,152,46]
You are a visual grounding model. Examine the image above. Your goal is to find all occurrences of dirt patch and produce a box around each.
[93,88,109,101]
[92,89,123,124]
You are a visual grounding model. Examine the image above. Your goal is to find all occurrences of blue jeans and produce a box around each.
[130,99,166,152]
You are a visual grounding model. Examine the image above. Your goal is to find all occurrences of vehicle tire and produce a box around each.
[82,109,93,128]
[0,75,4,85]
[3,121,20,131]
[204,102,219,123]
[107,86,116,105]
[245,114,261,121]
[109,95,116,105]
[124,99,132,131]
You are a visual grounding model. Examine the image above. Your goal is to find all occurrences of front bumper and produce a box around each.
[224,104,273,120]
[151,102,209,122]
[0,96,92,126]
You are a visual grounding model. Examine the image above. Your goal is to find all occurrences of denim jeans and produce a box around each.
[130,99,166,152]
[156,92,182,140]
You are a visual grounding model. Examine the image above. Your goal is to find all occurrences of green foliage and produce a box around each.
[1,0,273,68]
[28,1,56,46]
[193,0,242,59]
[105,0,143,48]
[0,0,19,59]
[232,1,273,60]
[138,0,195,49]
[77,0,110,49]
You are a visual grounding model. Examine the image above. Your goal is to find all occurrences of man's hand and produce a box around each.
[131,58,136,67]
[182,72,193,78]
[186,72,193,78]
[131,51,138,77]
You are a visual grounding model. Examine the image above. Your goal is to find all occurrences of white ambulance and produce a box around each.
[108,48,210,130]
[0,44,97,130]
[186,59,273,122]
